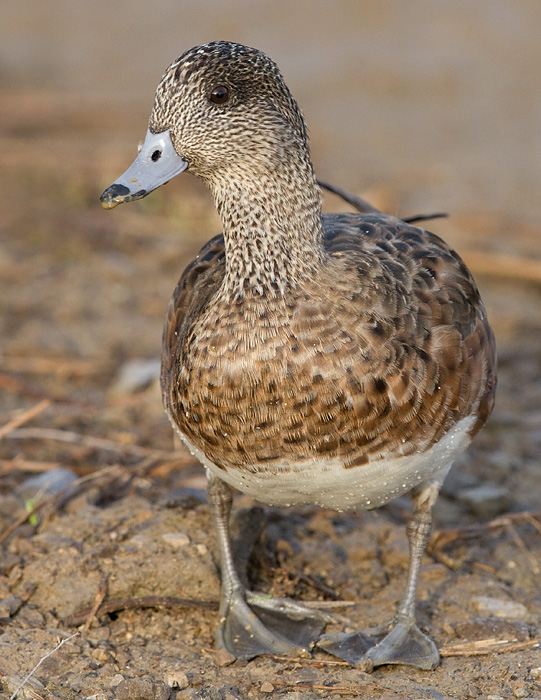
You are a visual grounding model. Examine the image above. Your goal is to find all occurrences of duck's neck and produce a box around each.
[207,156,324,300]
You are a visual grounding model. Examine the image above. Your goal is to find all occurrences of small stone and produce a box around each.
[457,484,512,518]
[487,696,505,700]
[15,467,78,501]
[513,688,527,698]
[200,688,223,700]
[110,358,161,395]
[116,678,171,700]
[110,674,125,687]
[162,532,191,548]
[530,667,541,679]
[63,641,83,655]
[0,549,21,575]
[455,616,530,641]
[91,647,110,664]
[472,596,529,620]
[261,681,275,693]
[0,595,22,619]
[215,648,236,667]
[166,671,189,690]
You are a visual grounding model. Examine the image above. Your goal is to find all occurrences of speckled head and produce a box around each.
[100,41,312,208]
[150,41,310,176]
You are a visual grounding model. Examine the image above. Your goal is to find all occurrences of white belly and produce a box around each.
[169,414,475,510]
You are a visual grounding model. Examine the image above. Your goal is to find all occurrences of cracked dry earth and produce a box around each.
[1,92,540,700]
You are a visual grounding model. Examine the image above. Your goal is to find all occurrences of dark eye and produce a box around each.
[210,85,229,104]
[151,150,162,162]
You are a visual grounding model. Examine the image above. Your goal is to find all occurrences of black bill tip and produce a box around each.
[100,183,147,210]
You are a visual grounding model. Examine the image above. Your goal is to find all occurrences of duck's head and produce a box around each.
[100,41,310,209]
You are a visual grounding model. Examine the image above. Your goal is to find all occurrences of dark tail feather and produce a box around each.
[318,179,448,225]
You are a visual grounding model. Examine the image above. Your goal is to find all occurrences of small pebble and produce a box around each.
[202,689,224,700]
[110,358,161,395]
[0,549,21,576]
[261,681,275,693]
[15,467,77,501]
[91,647,110,664]
[472,596,529,620]
[455,616,530,641]
[162,532,191,548]
[513,688,527,698]
[110,674,125,687]
[457,483,512,518]
[215,648,236,667]
[530,667,541,679]
[116,679,171,700]
[0,595,22,619]
[166,671,189,690]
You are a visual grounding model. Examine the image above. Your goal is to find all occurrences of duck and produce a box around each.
[101,41,496,670]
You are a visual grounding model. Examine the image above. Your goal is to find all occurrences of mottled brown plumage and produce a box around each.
[101,41,496,670]
[162,214,495,483]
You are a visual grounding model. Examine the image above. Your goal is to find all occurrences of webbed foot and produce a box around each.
[318,614,439,670]
[218,588,330,658]
[364,615,439,670]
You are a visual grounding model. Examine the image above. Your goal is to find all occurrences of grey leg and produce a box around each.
[207,471,328,659]
[318,479,442,670]
[362,482,439,670]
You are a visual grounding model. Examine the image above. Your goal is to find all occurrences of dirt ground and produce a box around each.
[0,91,540,700]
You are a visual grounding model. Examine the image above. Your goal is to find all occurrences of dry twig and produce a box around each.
[440,637,540,657]
[505,521,540,575]
[83,576,109,631]
[8,631,80,700]
[4,426,180,460]
[270,680,397,696]
[428,510,541,571]
[318,180,380,213]
[63,594,219,627]
[0,400,51,440]
[0,458,62,475]
[429,510,541,552]
[0,371,53,402]
[0,355,102,378]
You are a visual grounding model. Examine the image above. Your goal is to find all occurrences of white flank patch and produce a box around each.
[167,410,475,510]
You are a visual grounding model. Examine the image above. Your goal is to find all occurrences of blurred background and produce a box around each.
[1,1,540,509]
[2,0,541,220]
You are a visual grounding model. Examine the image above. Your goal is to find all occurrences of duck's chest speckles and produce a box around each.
[169,288,423,475]
[171,291,373,465]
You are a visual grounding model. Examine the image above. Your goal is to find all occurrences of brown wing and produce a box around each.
[161,233,226,412]
[320,213,497,452]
